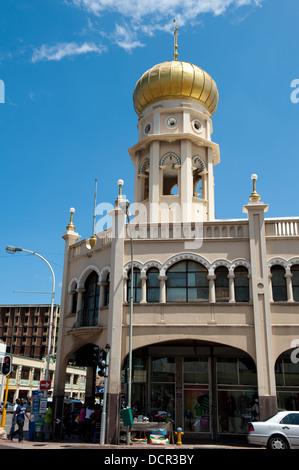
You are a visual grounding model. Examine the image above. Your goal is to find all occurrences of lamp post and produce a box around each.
[6,246,55,382]
[117,180,133,445]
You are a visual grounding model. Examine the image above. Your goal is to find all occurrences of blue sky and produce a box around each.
[1,0,298,306]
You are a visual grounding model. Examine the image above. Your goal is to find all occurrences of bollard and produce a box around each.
[175,427,184,445]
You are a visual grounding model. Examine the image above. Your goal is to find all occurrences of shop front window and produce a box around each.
[217,356,258,434]
[150,357,175,421]
[276,355,299,412]
[151,384,175,421]
[184,387,210,433]
[218,390,257,434]
[184,357,208,384]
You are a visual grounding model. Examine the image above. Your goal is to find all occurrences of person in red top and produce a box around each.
[78,404,86,441]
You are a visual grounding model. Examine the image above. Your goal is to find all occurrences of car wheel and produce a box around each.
[267,435,289,450]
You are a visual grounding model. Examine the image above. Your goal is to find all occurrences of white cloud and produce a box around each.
[102,23,145,52]
[71,0,263,21]
[31,0,263,61]
[32,41,106,63]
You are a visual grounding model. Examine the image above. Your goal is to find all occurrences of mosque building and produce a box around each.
[53,29,299,443]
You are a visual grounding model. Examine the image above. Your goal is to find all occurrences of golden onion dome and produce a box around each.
[133,60,219,117]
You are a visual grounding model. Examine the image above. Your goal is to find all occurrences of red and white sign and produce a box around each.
[40,380,51,390]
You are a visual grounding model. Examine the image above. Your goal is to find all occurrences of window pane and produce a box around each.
[168,261,186,272]
[147,288,160,303]
[188,288,209,302]
[167,288,186,302]
[151,357,175,382]
[184,358,208,384]
[184,387,210,433]
[167,272,186,287]
[284,361,299,386]
[151,383,175,420]
[217,358,238,384]
[187,261,201,272]
[147,269,160,287]
[271,265,287,301]
[239,358,257,385]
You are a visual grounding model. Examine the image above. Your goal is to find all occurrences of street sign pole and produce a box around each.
[0,374,10,437]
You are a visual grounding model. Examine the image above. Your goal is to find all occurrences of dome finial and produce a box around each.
[173,19,178,61]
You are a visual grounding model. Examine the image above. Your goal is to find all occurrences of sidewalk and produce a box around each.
[0,434,259,450]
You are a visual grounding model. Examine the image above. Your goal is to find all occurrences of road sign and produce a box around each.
[40,380,51,390]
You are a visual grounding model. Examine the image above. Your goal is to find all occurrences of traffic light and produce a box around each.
[2,355,12,376]
[98,348,107,377]
[92,346,100,366]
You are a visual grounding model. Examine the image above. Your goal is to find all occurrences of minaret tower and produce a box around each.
[129,23,220,224]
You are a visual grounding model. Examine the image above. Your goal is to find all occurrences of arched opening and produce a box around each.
[138,158,150,201]
[127,267,141,303]
[166,260,209,302]
[146,267,160,303]
[160,153,180,196]
[271,265,287,301]
[234,266,250,302]
[215,266,229,302]
[192,156,207,199]
[71,284,78,314]
[103,272,110,306]
[291,265,299,301]
[82,271,100,326]
[120,340,257,439]
[275,349,299,411]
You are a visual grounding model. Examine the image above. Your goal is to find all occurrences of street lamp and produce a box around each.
[117,180,133,446]
[5,246,55,382]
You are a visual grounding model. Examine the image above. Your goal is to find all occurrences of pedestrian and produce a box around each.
[41,402,54,441]
[7,399,19,440]
[63,403,72,439]
[78,403,86,441]
[84,402,94,442]
[10,398,31,443]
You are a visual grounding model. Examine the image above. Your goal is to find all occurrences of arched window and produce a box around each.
[127,268,141,303]
[234,266,249,302]
[192,156,207,199]
[160,153,180,196]
[146,267,160,303]
[215,266,229,302]
[138,158,150,200]
[71,284,78,314]
[82,271,100,326]
[166,260,209,302]
[271,265,287,301]
[104,273,110,306]
[291,265,299,302]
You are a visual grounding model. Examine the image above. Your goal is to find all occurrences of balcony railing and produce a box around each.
[73,309,98,328]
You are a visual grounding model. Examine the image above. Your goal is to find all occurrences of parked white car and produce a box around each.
[248,411,299,449]
[0,401,15,413]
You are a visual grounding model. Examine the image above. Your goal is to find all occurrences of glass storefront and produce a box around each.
[121,345,299,437]
[184,386,210,432]
[276,354,299,412]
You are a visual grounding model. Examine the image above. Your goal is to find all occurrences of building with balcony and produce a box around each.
[53,45,299,443]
